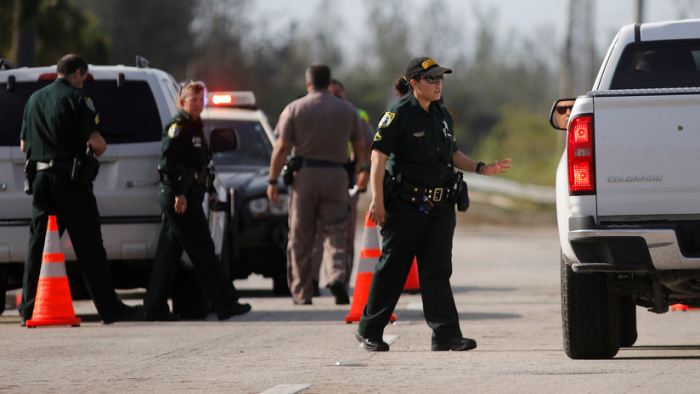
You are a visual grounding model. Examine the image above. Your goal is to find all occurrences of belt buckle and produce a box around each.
[433,187,443,202]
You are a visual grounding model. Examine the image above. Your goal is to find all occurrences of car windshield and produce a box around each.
[204,119,273,166]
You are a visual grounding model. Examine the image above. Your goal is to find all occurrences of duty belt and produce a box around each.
[301,158,344,168]
[36,159,72,171]
[401,181,452,203]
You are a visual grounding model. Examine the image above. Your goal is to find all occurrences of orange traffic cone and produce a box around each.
[345,212,396,323]
[26,215,81,328]
[403,257,420,293]
[670,304,700,311]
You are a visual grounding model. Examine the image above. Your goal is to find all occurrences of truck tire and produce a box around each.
[619,296,638,347]
[0,278,6,316]
[561,254,620,359]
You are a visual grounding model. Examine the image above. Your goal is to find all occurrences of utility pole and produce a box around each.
[559,0,595,98]
[634,0,645,23]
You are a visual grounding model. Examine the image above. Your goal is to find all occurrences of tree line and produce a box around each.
[1,0,579,186]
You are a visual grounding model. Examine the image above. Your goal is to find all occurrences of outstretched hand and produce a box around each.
[482,158,512,176]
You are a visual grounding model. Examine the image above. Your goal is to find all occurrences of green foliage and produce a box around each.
[1,0,109,66]
[36,0,109,65]
[0,0,15,58]
[473,105,561,186]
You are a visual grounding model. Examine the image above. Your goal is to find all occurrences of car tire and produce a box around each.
[619,295,638,347]
[561,253,620,359]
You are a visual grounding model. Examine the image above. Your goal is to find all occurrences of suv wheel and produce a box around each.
[561,253,620,359]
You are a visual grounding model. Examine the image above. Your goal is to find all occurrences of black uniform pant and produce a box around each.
[143,185,239,318]
[358,200,463,342]
[21,170,126,322]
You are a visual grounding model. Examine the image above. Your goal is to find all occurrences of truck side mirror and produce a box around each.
[210,128,238,153]
[549,98,576,131]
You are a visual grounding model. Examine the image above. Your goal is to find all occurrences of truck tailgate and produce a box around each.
[595,94,700,217]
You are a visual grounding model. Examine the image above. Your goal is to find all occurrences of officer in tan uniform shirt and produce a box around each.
[268,63,365,305]
[310,79,375,304]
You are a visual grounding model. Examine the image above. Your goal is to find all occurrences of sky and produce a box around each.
[248,0,693,62]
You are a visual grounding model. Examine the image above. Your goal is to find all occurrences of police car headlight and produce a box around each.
[248,198,269,215]
[270,194,288,215]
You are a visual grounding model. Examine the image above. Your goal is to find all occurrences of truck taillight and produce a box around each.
[568,115,595,194]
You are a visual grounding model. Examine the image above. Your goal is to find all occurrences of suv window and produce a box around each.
[204,119,273,166]
[610,39,700,89]
[0,79,162,146]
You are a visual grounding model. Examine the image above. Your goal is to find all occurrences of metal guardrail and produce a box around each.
[464,173,555,204]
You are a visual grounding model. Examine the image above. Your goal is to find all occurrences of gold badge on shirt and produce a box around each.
[168,124,180,138]
[378,112,395,128]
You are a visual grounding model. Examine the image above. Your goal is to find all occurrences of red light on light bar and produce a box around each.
[212,94,233,105]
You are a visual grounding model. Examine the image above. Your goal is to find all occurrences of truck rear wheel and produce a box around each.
[561,254,620,359]
[619,296,638,347]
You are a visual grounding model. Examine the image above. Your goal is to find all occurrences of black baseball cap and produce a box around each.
[405,57,453,80]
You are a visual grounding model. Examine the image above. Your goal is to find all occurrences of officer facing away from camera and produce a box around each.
[19,54,140,325]
[267,63,365,305]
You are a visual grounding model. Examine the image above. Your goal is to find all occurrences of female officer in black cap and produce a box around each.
[355,57,511,351]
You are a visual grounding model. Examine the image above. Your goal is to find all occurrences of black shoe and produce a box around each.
[431,337,477,351]
[145,311,180,322]
[328,281,350,305]
[217,303,252,320]
[108,304,144,323]
[293,299,312,305]
[355,331,389,352]
[313,280,321,297]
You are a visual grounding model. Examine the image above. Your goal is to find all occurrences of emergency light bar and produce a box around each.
[207,91,257,108]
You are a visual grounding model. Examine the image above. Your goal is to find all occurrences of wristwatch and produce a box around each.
[475,162,485,175]
[267,178,278,185]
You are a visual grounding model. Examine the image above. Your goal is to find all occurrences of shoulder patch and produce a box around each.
[168,124,181,138]
[373,131,382,142]
[84,97,96,112]
[378,112,395,128]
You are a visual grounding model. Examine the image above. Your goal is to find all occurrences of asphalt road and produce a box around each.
[3,221,700,394]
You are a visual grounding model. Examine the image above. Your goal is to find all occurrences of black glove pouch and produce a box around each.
[282,156,303,186]
[24,160,36,195]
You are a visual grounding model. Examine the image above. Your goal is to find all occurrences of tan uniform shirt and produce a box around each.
[276,90,363,161]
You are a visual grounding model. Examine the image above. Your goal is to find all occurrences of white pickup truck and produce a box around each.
[550,19,700,359]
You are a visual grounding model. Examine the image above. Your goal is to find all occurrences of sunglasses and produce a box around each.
[556,105,573,115]
[179,79,207,94]
[417,75,444,84]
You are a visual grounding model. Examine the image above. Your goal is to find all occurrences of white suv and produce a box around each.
[0,60,180,312]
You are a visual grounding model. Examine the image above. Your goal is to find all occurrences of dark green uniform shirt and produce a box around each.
[159,109,210,196]
[20,78,100,161]
[371,94,458,188]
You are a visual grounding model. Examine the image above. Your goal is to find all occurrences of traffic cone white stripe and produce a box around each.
[42,232,62,255]
[357,254,378,273]
[38,259,68,278]
[361,223,380,251]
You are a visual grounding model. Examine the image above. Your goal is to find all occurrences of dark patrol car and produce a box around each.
[202,91,290,295]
